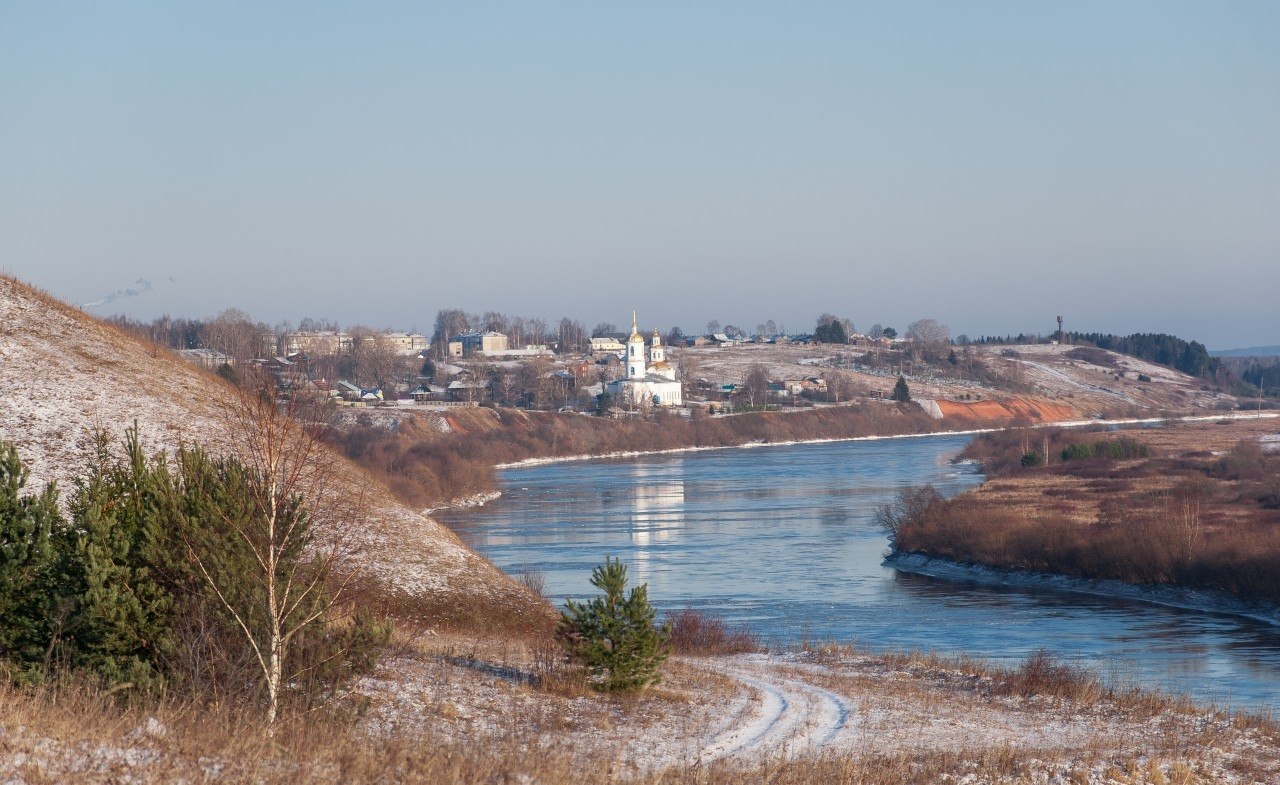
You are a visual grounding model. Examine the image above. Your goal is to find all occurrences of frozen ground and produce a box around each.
[6,639,1276,782]
[346,635,1280,782]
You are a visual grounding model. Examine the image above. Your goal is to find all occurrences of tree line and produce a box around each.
[1067,332,1223,381]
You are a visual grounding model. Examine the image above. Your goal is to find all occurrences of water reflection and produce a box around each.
[627,465,684,581]
[439,435,1280,710]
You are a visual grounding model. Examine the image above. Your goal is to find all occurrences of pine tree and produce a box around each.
[0,441,64,678]
[893,375,912,403]
[558,557,670,692]
[64,429,175,688]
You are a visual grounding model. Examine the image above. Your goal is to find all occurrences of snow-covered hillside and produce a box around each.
[0,276,542,618]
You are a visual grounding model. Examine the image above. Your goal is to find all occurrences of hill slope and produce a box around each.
[0,276,546,628]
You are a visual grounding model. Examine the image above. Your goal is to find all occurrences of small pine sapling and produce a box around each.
[557,557,670,692]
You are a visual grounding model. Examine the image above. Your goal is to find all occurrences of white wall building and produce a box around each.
[605,312,682,408]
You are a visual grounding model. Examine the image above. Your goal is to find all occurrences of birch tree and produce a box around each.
[195,373,362,728]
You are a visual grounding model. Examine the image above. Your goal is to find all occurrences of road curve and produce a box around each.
[696,660,854,763]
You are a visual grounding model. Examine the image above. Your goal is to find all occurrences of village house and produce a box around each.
[448,331,510,358]
[446,378,490,402]
[286,331,353,356]
[371,332,429,354]
[178,348,234,370]
[484,345,555,359]
[409,383,448,403]
[781,377,827,396]
[589,336,626,354]
[335,380,363,401]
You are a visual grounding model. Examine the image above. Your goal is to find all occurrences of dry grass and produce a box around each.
[4,638,1279,784]
[896,421,1280,601]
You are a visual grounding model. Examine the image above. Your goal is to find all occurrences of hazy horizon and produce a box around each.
[3,3,1277,349]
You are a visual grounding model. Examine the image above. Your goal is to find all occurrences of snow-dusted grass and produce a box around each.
[7,636,1276,783]
[675,340,1236,418]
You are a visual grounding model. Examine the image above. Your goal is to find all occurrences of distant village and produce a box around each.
[119,308,1012,417]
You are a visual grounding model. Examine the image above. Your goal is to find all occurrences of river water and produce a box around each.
[438,434,1280,710]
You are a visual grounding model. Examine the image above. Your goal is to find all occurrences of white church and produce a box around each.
[605,312,683,408]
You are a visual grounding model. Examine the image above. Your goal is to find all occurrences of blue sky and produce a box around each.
[2,2,1277,347]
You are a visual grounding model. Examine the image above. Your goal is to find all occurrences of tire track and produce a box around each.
[696,662,854,763]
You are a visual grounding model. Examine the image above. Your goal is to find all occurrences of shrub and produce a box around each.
[666,609,760,655]
[1065,346,1116,367]
[1209,441,1268,481]
[994,649,1100,702]
[1059,438,1149,463]
[1061,443,1094,462]
[875,485,946,550]
[1137,373,1152,383]
[557,557,669,692]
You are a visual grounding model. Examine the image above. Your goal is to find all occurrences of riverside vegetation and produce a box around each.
[880,422,1280,603]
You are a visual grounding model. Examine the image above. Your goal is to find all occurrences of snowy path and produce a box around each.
[696,660,854,763]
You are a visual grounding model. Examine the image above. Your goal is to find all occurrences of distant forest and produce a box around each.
[1066,331,1280,399]
[1066,332,1220,380]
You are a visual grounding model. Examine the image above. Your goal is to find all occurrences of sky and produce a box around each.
[2,2,1277,348]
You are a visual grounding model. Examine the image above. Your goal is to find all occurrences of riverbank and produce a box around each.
[886,552,1280,627]
[332,400,957,509]
[494,411,1278,469]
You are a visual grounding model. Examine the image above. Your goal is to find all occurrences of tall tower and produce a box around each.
[650,327,665,365]
[1056,315,1065,343]
[627,310,646,380]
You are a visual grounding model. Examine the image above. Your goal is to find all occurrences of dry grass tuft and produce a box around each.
[992,649,1102,703]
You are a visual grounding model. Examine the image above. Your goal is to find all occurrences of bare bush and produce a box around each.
[994,649,1102,703]
[666,609,761,655]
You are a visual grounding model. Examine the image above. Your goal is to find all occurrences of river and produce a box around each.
[438,434,1280,710]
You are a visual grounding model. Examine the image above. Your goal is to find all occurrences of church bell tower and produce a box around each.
[626,310,646,380]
